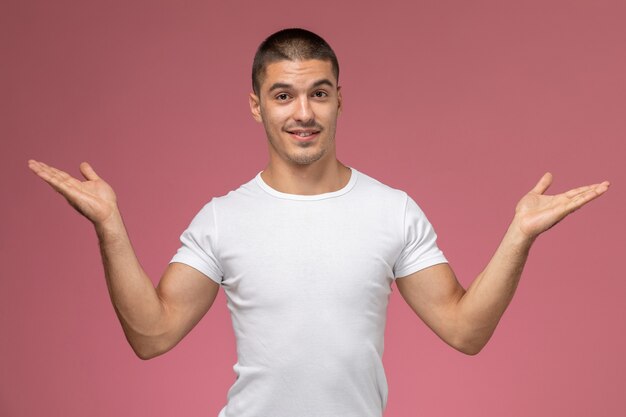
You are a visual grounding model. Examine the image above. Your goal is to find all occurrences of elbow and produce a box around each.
[454,342,485,356]
[127,334,174,360]
[445,318,498,356]
[448,332,490,356]
[117,310,177,360]
[133,346,164,360]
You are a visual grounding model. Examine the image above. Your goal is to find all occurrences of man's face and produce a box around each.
[249,59,342,167]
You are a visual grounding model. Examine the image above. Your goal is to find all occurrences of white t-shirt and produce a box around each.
[171,168,447,417]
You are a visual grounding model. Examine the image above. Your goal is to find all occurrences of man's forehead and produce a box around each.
[261,59,337,89]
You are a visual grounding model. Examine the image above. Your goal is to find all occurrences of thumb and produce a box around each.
[531,172,553,195]
[79,162,100,181]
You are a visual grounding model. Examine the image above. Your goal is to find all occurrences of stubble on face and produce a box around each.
[264,118,331,165]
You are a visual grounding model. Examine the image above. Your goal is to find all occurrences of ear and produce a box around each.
[249,92,263,123]
[337,85,342,115]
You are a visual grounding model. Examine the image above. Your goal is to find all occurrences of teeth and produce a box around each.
[296,132,312,137]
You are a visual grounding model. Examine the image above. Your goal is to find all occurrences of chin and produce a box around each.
[287,150,327,165]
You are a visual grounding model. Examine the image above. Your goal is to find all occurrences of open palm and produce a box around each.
[515,173,610,238]
[28,160,118,225]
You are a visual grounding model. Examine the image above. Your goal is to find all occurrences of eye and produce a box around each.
[275,93,290,101]
[313,91,328,98]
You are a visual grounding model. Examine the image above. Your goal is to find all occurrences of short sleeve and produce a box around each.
[393,195,447,279]
[170,201,224,284]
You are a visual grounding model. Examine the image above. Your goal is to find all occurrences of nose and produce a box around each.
[293,96,314,124]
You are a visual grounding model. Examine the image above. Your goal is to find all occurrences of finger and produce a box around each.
[27,159,50,176]
[565,184,601,199]
[28,160,61,182]
[565,182,610,212]
[39,162,74,184]
[29,161,80,194]
[80,162,100,181]
[531,172,553,194]
[564,181,611,199]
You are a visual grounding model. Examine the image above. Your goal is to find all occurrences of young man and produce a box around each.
[28,29,609,417]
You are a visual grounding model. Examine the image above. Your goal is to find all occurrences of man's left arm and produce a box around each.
[396,173,609,355]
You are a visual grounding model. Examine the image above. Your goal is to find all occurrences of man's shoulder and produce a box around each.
[352,168,409,201]
[189,174,261,216]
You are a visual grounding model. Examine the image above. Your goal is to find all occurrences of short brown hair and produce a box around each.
[252,28,339,95]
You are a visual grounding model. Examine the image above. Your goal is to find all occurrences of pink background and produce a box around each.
[2,1,625,416]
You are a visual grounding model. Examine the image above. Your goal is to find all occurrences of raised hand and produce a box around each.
[28,160,119,225]
[514,172,610,239]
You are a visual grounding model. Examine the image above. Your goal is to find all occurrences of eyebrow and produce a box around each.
[268,78,335,92]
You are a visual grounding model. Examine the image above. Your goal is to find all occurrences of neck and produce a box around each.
[261,158,351,195]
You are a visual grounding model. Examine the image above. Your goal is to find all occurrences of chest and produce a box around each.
[216,202,402,313]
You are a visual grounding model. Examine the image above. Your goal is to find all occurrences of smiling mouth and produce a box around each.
[286,129,321,140]
[291,131,318,137]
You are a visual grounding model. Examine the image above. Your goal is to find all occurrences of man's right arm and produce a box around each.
[28,160,219,359]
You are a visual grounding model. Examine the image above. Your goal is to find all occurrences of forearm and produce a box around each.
[455,220,534,353]
[95,211,170,358]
